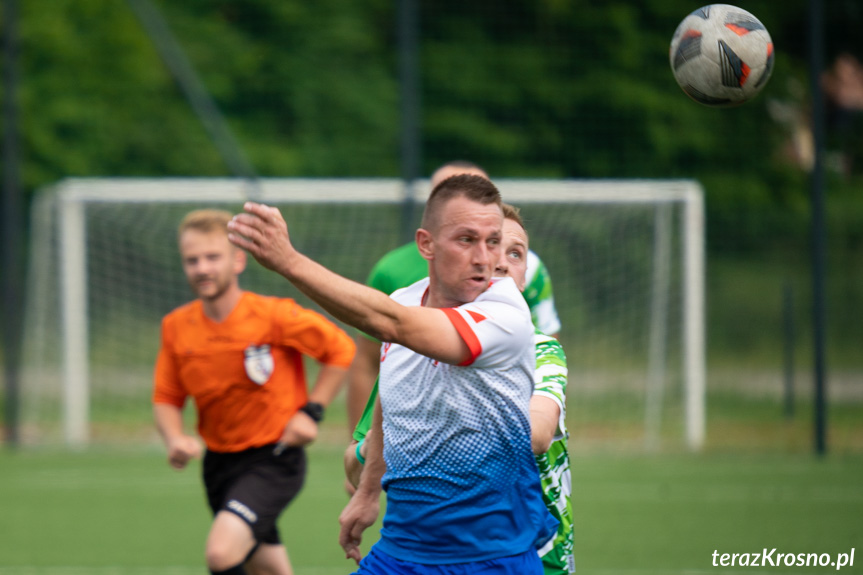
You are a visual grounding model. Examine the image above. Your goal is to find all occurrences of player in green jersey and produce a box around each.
[531,331,574,574]
[488,203,573,574]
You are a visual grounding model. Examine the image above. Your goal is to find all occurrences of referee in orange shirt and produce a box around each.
[153,209,356,575]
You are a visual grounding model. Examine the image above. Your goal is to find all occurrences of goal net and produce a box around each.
[19,177,704,451]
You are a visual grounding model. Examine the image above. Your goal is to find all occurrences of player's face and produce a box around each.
[493,218,528,292]
[425,196,502,307]
[179,230,243,301]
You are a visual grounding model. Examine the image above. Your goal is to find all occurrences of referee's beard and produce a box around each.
[190,273,235,302]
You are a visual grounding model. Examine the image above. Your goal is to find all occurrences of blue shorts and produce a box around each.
[351,546,543,575]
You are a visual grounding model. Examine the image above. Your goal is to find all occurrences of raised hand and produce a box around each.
[227,202,297,275]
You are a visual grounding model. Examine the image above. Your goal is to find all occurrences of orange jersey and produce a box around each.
[153,292,355,452]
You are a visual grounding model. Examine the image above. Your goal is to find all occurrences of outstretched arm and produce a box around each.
[228,203,469,365]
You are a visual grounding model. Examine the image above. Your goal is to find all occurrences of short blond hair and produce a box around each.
[177,209,232,242]
[501,203,525,229]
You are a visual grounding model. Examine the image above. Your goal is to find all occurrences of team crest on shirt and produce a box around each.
[244,344,273,385]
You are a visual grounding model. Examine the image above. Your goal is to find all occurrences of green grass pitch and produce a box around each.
[1,444,861,574]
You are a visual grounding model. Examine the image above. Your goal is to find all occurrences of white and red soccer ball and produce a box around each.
[670,4,774,107]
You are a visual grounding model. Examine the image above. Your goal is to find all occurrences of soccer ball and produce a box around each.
[669,4,774,107]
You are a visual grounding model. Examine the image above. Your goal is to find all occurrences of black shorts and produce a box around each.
[203,444,306,545]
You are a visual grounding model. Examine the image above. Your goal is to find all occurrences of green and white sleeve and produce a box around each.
[533,332,574,575]
[524,250,562,336]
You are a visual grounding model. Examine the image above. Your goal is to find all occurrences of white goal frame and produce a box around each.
[41,177,705,450]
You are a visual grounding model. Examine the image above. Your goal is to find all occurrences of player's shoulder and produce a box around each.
[390,277,429,305]
[240,291,283,313]
[237,292,312,324]
[533,330,558,346]
[159,301,204,347]
[367,242,426,293]
[369,242,418,275]
[162,299,201,325]
[477,277,529,310]
[458,278,532,332]
[534,331,567,361]
[525,249,549,281]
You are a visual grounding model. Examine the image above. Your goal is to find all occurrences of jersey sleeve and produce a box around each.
[152,316,188,408]
[352,378,379,442]
[524,251,562,336]
[274,300,356,367]
[442,281,534,369]
[533,333,568,432]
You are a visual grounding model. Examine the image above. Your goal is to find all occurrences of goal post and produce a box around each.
[21,177,705,451]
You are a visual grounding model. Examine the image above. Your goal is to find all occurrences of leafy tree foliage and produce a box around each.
[6,0,861,230]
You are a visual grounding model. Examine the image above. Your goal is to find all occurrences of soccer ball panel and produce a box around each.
[669,4,774,107]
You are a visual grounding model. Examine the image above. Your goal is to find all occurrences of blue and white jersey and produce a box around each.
[375,277,557,564]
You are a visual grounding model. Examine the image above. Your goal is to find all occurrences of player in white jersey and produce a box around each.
[375,275,545,564]
[228,174,556,574]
